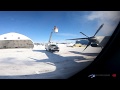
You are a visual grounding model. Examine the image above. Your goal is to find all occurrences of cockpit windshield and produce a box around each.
[0,11,119,79]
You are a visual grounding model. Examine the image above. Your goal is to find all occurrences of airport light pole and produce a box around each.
[48,26,58,43]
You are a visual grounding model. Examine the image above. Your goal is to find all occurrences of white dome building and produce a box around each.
[0,32,34,49]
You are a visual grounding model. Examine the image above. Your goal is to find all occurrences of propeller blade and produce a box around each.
[80,32,89,38]
[83,41,91,51]
[93,24,104,37]
[66,38,88,40]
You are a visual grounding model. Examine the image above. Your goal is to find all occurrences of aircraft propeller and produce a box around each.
[66,24,104,51]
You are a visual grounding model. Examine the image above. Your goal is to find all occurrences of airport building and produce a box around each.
[0,32,34,49]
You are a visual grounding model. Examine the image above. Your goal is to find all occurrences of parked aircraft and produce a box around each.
[66,24,111,51]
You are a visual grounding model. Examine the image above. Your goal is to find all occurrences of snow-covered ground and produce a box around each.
[0,44,102,79]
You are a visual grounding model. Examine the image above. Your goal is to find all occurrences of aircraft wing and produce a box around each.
[66,38,88,40]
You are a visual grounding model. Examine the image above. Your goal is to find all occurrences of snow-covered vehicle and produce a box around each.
[45,43,59,52]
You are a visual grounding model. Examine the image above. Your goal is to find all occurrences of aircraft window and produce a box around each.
[0,11,119,79]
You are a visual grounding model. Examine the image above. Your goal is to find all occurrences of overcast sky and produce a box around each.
[0,11,119,43]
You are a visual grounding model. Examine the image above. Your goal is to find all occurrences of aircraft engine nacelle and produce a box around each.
[91,43,98,47]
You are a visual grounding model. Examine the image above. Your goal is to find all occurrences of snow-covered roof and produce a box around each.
[0,32,33,41]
